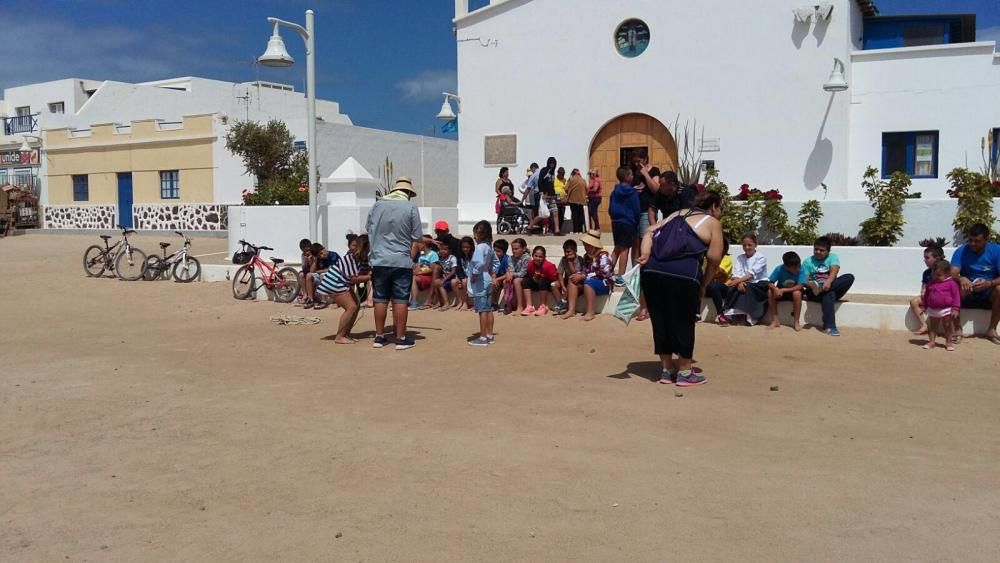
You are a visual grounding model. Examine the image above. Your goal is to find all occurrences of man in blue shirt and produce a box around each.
[950,223,1000,343]
[367,176,423,350]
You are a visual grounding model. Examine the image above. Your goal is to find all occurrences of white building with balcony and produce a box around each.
[450,0,1000,240]
[0,79,103,197]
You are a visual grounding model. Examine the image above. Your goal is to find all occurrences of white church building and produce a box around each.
[451,0,1000,236]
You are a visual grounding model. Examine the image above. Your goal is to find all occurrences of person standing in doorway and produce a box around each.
[366,176,423,350]
[565,168,589,234]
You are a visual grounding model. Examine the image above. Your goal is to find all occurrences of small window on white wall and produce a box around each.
[48,102,65,114]
[484,134,517,167]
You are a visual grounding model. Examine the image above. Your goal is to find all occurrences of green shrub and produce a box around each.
[858,166,911,246]
[947,167,999,243]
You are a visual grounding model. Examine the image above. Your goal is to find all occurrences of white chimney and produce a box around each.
[455,0,468,18]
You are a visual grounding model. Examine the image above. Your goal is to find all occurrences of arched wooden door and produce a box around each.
[589,114,677,231]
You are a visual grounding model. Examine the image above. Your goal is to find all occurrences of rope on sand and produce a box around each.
[270,315,322,326]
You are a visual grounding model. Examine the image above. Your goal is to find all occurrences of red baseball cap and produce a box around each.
[434,220,450,231]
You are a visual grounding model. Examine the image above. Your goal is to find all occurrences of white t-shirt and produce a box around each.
[733,252,769,282]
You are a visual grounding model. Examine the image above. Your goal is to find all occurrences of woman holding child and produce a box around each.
[637,164,725,387]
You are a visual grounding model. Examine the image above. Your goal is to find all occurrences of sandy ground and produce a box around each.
[2,233,1000,562]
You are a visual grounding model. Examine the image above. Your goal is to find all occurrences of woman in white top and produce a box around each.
[724,233,770,325]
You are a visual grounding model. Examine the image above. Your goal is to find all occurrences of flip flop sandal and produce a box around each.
[986,335,1000,345]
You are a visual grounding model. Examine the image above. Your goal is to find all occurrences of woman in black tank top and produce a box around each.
[637,188,725,388]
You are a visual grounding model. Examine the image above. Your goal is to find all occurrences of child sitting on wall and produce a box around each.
[491,239,512,313]
[433,241,459,310]
[506,238,530,314]
[768,251,805,331]
[521,245,561,316]
[561,230,614,321]
[910,245,945,336]
[410,236,439,310]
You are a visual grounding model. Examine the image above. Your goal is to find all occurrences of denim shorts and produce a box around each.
[372,266,412,304]
[473,288,494,313]
[638,212,651,236]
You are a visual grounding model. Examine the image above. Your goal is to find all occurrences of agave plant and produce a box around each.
[376,156,394,199]
[668,115,706,186]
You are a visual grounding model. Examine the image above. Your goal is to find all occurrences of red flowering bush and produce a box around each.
[735,184,783,201]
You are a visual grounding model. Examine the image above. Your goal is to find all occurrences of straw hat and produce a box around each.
[580,229,604,249]
[392,176,417,197]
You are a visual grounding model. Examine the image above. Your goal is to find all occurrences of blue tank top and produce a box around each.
[643,208,710,284]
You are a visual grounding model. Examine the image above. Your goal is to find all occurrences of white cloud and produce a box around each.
[0,16,237,91]
[394,69,457,103]
[979,25,1000,50]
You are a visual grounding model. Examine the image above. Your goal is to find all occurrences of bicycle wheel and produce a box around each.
[143,256,164,281]
[172,255,201,283]
[115,247,147,281]
[83,245,107,277]
[272,267,301,303]
[232,264,256,300]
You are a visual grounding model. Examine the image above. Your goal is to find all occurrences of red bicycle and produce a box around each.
[231,240,300,302]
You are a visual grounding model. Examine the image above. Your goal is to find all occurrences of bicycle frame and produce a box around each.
[250,253,283,287]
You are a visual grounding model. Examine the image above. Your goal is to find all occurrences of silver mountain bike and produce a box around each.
[143,231,201,283]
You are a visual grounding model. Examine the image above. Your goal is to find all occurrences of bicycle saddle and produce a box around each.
[271,257,285,265]
[159,242,171,249]
[100,235,112,240]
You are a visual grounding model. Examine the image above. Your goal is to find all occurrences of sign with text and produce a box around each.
[0,149,40,166]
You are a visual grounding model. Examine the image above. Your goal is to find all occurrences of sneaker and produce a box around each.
[372,334,389,348]
[468,336,490,347]
[486,335,496,345]
[806,281,821,295]
[395,336,416,350]
[826,327,841,337]
[408,301,420,310]
[658,369,676,385]
[521,306,536,316]
[534,304,549,316]
[717,315,731,326]
[675,371,707,387]
[614,275,625,287]
[303,301,315,309]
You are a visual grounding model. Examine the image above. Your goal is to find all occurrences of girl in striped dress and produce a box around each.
[317,235,370,344]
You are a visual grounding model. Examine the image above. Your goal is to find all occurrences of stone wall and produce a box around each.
[133,203,229,231]
[43,203,231,231]
[43,205,116,229]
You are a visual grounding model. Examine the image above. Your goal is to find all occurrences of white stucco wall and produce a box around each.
[454,0,862,221]
[314,122,458,208]
[848,43,1000,199]
[778,199,1000,246]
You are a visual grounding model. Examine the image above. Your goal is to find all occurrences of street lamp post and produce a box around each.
[258,10,319,243]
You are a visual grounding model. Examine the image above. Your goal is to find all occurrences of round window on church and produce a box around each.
[615,19,650,58]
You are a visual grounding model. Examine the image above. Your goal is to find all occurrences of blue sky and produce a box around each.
[4,0,998,137]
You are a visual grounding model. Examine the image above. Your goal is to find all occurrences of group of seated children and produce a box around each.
[765,236,856,335]
[702,235,855,335]
[408,229,616,321]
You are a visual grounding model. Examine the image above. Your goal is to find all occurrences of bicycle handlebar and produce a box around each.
[237,239,269,254]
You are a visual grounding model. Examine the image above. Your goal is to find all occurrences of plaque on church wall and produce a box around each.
[484,134,517,166]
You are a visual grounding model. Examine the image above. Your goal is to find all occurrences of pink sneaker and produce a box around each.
[534,305,549,316]
[521,306,536,316]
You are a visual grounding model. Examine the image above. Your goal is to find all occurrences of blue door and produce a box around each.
[117,172,133,228]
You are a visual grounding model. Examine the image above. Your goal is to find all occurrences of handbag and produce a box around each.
[614,265,642,325]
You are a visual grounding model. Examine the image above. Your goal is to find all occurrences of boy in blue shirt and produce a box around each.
[491,239,511,313]
[950,223,1000,343]
[768,251,806,331]
[608,166,640,286]
[802,236,855,336]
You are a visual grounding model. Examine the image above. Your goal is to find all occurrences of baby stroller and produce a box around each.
[496,204,530,235]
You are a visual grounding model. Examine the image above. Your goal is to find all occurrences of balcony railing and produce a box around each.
[3,113,39,135]
[4,175,40,196]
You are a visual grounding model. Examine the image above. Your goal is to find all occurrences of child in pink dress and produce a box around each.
[921,260,961,351]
